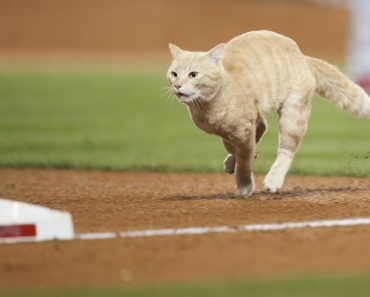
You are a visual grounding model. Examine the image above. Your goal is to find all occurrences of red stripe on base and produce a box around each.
[0,224,36,238]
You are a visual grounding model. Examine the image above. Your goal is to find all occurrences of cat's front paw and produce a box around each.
[263,172,284,193]
[223,154,236,174]
[235,180,255,197]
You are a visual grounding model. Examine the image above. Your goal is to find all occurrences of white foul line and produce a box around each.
[77,217,370,240]
[77,232,117,240]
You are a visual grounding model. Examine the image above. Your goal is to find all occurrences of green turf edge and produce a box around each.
[3,274,370,297]
[0,163,369,178]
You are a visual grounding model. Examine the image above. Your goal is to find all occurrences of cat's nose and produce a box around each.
[174,84,182,90]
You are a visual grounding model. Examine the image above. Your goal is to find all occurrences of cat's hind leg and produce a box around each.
[264,92,312,193]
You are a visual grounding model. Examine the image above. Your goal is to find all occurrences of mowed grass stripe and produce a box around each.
[0,72,369,175]
[3,275,370,297]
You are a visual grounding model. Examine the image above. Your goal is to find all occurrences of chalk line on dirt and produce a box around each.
[76,217,370,240]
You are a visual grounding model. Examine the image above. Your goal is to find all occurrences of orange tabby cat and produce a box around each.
[167,30,370,197]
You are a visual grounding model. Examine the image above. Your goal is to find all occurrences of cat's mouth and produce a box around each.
[176,92,189,99]
[175,91,192,102]
[174,91,200,104]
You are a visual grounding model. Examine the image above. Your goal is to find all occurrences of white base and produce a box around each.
[0,198,74,244]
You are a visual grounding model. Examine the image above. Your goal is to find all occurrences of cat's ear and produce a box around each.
[168,43,183,59]
[208,43,226,63]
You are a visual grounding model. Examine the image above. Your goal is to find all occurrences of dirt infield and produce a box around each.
[1,169,370,290]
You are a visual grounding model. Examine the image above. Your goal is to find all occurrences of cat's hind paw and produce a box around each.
[263,173,284,193]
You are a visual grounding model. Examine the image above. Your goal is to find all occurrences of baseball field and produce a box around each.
[1,70,370,297]
[1,1,370,296]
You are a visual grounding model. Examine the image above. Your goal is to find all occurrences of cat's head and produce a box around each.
[167,43,225,105]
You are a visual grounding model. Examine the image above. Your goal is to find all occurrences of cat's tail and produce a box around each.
[307,56,370,118]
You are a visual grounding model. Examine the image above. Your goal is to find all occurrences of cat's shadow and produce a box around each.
[162,186,366,201]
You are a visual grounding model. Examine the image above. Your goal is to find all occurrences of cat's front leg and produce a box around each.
[235,170,255,197]
[222,139,236,174]
[234,139,256,197]
[224,154,236,174]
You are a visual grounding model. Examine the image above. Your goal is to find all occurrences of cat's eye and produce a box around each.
[171,71,177,78]
[189,71,198,78]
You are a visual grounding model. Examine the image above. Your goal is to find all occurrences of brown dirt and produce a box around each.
[1,168,370,290]
[0,0,348,70]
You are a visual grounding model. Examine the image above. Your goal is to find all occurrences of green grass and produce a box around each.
[0,71,369,175]
[4,275,370,297]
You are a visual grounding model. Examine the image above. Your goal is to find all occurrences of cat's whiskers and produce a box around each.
[195,97,203,112]
[186,93,197,110]
[161,86,176,105]
[193,98,201,113]
[193,91,206,111]
[189,94,204,113]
